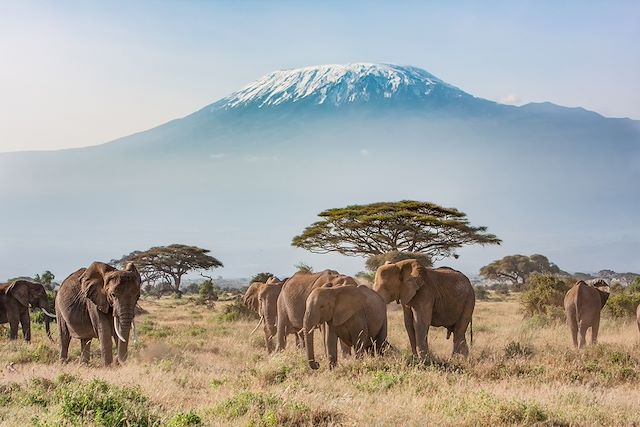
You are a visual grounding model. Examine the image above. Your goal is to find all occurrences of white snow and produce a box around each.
[216,63,463,110]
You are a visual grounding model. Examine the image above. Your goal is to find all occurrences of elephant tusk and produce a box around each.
[41,308,57,318]
[251,316,264,335]
[132,319,138,344]
[114,317,127,343]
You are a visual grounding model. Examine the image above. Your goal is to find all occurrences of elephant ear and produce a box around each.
[124,262,142,287]
[331,292,353,326]
[80,262,115,314]
[400,260,423,305]
[593,280,610,308]
[7,280,31,307]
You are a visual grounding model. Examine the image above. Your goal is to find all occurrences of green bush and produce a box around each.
[520,274,572,318]
[474,285,489,301]
[197,280,218,304]
[606,292,640,318]
[218,298,260,322]
[58,379,159,426]
[214,391,341,426]
[166,411,202,426]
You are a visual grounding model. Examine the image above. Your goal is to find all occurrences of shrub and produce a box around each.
[628,277,640,293]
[474,285,489,301]
[214,391,341,426]
[606,292,640,318]
[219,298,259,322]
[294,262,314,273]
[503,341,533,359]
[197,280,218,304]
[520,273,572,318]
[58,379,159,427]
[166,411,202,426]
[250,272,275,283]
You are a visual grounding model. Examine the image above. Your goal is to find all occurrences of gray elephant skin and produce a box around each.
[0,280,56,341]
[304,284,387,370]
[374,260,475,359]
[564,280,609,348]
[55,262,141,366]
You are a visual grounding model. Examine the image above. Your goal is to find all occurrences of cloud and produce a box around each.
[360,149,370,156]
[500,93,522,105]
[245,155,279,163]
[209,153,226,159]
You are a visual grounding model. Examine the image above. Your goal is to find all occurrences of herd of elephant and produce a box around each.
[1,259,639,369]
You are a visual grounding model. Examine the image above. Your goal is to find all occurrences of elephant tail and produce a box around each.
[470,318,473,346]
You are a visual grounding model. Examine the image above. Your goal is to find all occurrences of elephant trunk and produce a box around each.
[304,313,320,370]
[115,309,134,363]
[41,300,55,340]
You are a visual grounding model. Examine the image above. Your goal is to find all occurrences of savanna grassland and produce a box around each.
[1,294,639,426]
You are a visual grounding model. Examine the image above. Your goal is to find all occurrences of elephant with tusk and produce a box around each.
[244,276,286,353]
[0,280,56,341]
[55,261,141,366]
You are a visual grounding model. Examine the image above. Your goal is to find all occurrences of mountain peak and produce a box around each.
[214,63,471,111]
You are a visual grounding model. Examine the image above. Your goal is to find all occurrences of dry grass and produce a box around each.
[1,294,640,426]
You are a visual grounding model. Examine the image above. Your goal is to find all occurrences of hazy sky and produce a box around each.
[1,1,639,152]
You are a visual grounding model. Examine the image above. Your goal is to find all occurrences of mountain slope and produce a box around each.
[0,63,638,279]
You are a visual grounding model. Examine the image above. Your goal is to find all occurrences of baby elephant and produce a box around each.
[303,285,387,369]
[564,280,610,348]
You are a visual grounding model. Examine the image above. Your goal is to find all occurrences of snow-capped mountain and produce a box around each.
[212,63,474,111]
[1,63,639,279]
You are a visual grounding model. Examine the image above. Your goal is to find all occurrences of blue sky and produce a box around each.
[1,1,639,152]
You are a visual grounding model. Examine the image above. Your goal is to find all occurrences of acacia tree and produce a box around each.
[114,244,223,295]
[292,201,501,263]
[479,254,561,287]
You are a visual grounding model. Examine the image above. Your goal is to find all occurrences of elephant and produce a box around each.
[564,280,610,348]
[55,262,141,366]
[304,284,387,369]
[243,277,285,353]
[0,280,56,341]
[275,270,357,352]
[374,260,475,359]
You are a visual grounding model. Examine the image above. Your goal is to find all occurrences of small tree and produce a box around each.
[295,262,314,273]
[34,271,55,290]
[480,254,562,288]
[198,280,218,303]
[292,201,501,261]
[520,273,572,319]
[250,272,275,284]
[115,244,223,296]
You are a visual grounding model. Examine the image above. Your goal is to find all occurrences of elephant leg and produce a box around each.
[275,313,288,352]
[58,318,71,363]
[452,322,469,356]
[80,339,91,364]
[327,325,338,369]
[263,326,273,354]
[20,311,31,342]
[566,311,578,348]
[374,324,387,356]
[577,322,588,349]
[403,305,417,356]
[414,304,433,360]
[591,316,600,345]
[8,318,19,340]
[340,339,351,357]
[98,324,114,366]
